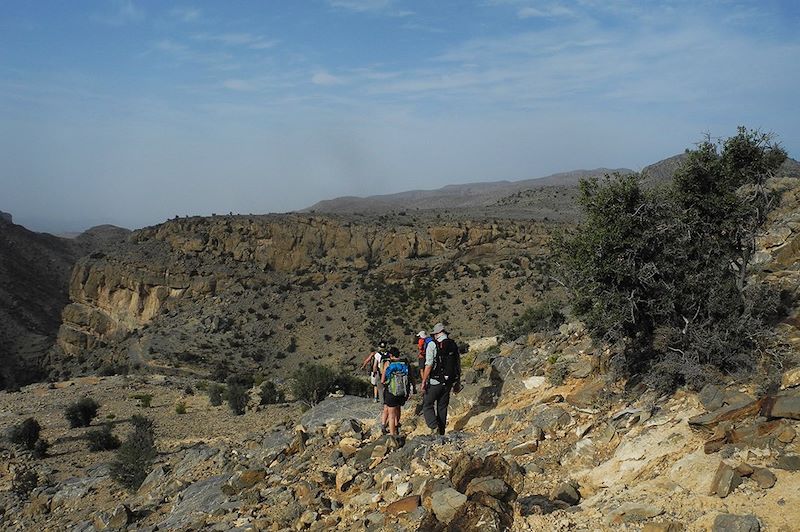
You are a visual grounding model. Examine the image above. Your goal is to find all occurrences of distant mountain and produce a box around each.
[306,168,633,215]
[307,155,800,217]
[0,215,129,388]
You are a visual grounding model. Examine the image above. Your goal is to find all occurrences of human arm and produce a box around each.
[360,352,374,370]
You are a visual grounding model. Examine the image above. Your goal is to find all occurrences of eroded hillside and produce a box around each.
[48,213,559,380]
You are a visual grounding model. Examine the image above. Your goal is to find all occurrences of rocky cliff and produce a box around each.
[50,213,556,379]
[0,214,129,389]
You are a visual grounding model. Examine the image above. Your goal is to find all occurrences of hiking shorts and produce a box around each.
[370,372,377,386]
[384,391,407,408]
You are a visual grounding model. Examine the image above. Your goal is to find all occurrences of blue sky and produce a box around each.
[1,0,798,232]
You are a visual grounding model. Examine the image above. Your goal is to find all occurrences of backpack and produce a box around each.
[384,361,411,398]
[431,338,460,383]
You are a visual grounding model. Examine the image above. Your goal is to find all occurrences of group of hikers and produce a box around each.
[359,323,462,438]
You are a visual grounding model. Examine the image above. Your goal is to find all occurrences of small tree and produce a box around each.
[259,381,285,405]
[207,384,225,406]
[292,364,336,406]
[65,398,100,428]
[110,415,156,491]
[9,418,41,450]
[87,424,121,452]
[226,384,248,415]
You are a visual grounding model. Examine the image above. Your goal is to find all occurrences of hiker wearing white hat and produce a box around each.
[421,323,462,435]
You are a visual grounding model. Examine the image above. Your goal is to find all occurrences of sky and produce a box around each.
[1,0,799,233]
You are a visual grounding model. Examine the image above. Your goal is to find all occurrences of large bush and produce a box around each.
[292,364,337,406]
[556,128,788,392]
[110,415,156,491]
[9,418,41,450]
[65,398,100,428]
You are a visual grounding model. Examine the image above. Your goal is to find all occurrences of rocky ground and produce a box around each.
[1,321,799,531]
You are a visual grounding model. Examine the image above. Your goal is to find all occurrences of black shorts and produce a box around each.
[384,391,407,408]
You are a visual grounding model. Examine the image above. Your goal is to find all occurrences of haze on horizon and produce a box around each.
[1,0,798,233]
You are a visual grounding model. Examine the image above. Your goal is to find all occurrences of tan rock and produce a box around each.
[781,367,800,389]
[383,495,420,515]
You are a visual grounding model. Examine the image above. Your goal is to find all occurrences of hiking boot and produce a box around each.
[381,424,389,435]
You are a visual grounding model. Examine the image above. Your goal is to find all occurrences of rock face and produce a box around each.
[0,217,129,388]
[49,213,553,378]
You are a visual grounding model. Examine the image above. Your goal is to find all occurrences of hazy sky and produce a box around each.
[2,0,798,232]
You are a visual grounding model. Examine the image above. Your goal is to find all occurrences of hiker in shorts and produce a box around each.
[381,346,411,436]
[359,341,388,403]
[360,347,378,402]
[421,323,462,435]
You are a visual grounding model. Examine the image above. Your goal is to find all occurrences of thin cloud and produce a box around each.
[193,32,278,50]
[169,7,201,23]
[92,0,144,26]
[517,5,575,19]
[153,39,237,69]
[329,0,394,13]
[312,72,346,86]
[222,79,256,91]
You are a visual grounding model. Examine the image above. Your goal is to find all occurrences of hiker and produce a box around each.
[421,323,462,435]
[381,346,412,436]
[360,341,388,403]
[373,341,388,404]
[359,347,379,402]
[416,330,429,380]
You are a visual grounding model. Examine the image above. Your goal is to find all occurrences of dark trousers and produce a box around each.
[423,382,452,435]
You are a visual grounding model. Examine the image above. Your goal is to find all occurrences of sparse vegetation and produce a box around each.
[175,401,187,415]
[110,415,157,491]
[292,364,337,406]
[65,398,100,428]
[259,381,285,405]
[497,296,566,342]
[86,424,121,452]
[9,417,42,450]
[208,383,225,406]
[132,393,153,408]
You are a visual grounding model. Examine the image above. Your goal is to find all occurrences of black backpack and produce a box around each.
[431,338,460,383]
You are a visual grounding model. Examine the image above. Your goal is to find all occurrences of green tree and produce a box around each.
[110,415,156,491]
[556,128,787,392]
[292,364,336,406]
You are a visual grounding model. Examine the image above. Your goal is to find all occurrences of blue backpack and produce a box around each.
[384,361,411,398]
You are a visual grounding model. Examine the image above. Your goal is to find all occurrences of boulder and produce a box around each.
[383,495,420,515]
[339,437,361,458]
[773,454,800,471]
[447,500,510,531]
[605,502,664,525]
[751,468,776,489]
[781,367,800,389]
[699,384,726,411]
[531,405,572,432]
[765,395,800,420]
[709,462,742,497]
[711,514,760,532]
[688,398,766,428]
[336,465,357,492]
[565,378,605,408]
[93,504,131,530]
[430,488,467,524]
[509,440,538,456]
[549,482,581,505]
[464,477,509,500]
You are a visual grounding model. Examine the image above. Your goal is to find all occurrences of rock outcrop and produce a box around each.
[50,213,554,378]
